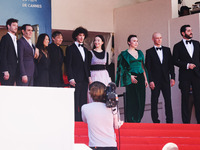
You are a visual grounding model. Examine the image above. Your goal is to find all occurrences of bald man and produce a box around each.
[145,32,175,123]
[162,142,179,150]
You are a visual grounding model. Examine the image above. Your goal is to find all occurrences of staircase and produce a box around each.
[75,122,200,150]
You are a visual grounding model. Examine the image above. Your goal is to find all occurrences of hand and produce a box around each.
[145,80,148,88]
[3,71,10,80]
[34,48,39,59]
[170,79,175,87]
[69,79,76,87]
[88,77,92,85]
[118,120,124,127]
[188,63,196,70]
[149,82,155,90]
[131,75,138,84]
[22,75,28,83]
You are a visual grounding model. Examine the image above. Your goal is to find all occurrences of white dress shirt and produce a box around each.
[183,39,194,58]
[183,39,194,69]
[8,32,17,57]
[154,45,163,64]
[75,41,85,62]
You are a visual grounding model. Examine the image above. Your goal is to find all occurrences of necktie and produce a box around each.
[186,40,192,44]
[78,44,84,47]
[156,47,162,51]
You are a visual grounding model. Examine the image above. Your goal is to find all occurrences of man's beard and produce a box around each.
[185,33,193,39]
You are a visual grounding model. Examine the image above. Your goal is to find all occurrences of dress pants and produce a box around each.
[151,80,173,123]
[179,74,200,124]
[75,81,88,121]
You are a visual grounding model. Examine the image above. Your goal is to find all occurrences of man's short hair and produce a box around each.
[21,24,32,31]
[180,25,190,36]
[52,31,62,39]
[89,81,106,102]
[6,18,18,29]
[72,26,88,41]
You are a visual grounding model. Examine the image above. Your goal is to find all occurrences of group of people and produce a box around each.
[0,18,65,87]
[116,24,200,125]
[1,18,200,126]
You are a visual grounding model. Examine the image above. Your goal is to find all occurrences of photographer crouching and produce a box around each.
[81,81,123,150]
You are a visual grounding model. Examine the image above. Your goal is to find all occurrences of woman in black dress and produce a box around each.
[34,33,50,87]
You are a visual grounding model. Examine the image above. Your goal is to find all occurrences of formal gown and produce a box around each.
[116,49,146,123]
[88,50,111,103]
[34,50,50,87]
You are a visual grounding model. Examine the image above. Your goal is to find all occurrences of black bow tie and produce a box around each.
[186,40,192,44]
[156,47,162,51]
[78,44,84,47]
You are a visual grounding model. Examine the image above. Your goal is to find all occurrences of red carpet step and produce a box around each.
[75,122,200,150]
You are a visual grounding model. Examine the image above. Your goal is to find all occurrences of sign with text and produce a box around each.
[0,0,51,37]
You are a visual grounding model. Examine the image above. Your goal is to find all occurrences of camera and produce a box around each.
[105,82,118,108]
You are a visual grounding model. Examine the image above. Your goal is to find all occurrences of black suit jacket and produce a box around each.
[48,43,64,87]
[145,46,175,83]
[173,40,200,81]
[0,33,18,76]
[65,43,89,82]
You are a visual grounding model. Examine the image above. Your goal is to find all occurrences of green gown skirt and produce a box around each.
[125,73,145,123]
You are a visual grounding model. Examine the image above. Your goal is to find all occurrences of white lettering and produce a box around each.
[28,4,42,8]
[22,3,27,7]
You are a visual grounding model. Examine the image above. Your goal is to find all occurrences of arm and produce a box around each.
[145,50,153,82]
[173,44,188,69]
[141,50,148,87]
[113,109,123,129]
[81,105,87,123]
[88,51,92,84]
[0,36,9,72]
[17,39,26,77]
[0,36,10,80]
[168,48,175,87]
[65,46,76,86]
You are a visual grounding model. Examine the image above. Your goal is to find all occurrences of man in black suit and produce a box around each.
[173,25,200,124]
[17,24,38,86]
[66,27,90,121]
[48,31,64,87]
[0,18,18,85]
[145,32,175,123]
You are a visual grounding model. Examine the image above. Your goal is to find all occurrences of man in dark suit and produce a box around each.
[65,27,90,121]
[17,24,38,86]
[145,32,175,123]
[48,31,64,87]
[0,18,18,85]
[173,25,200,124]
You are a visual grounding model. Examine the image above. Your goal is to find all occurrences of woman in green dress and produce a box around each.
[116,35,148,123]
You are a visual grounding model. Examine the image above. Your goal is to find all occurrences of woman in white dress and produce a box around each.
[88,35,111,103]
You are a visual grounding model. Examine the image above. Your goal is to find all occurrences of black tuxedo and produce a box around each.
[0,33,18,85]
[145,46,175,123]
[173,40,200,124]
[48,43,64,87]
[65,43,89,121]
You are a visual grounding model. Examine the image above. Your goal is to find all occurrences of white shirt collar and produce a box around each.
[8,32,16,40]
[75,41,83,47]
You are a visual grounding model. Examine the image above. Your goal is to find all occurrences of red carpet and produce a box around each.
[75,122,200,150]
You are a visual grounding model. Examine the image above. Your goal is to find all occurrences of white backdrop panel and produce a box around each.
[0,86,74,150]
